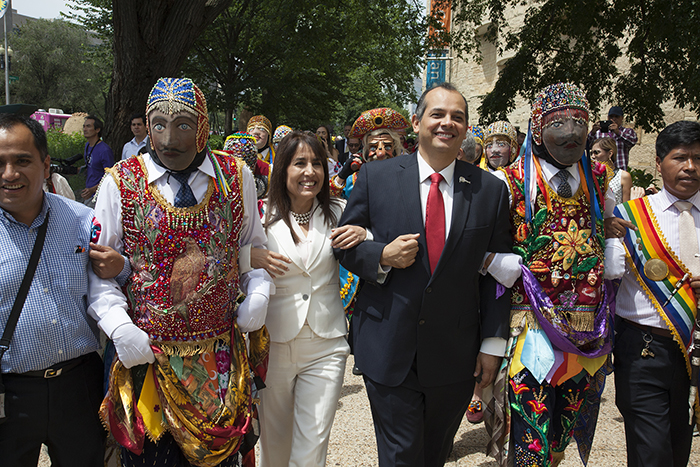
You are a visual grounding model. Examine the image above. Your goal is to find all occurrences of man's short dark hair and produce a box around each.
[86,115,104,138]
[656,121,700,160]
[130,113,146,126]
[414,82,468,122]
[0,113,49,160]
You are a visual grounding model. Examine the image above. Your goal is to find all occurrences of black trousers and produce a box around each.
[0,352,105,467]
[364,362,474,467]
[614,319,693,467]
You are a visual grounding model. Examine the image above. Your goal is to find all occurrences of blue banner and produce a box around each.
[426,50,448,89]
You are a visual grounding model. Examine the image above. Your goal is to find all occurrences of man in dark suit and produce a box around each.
[335,83,512,467]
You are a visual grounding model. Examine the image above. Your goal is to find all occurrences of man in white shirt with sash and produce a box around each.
[610,120,700,467]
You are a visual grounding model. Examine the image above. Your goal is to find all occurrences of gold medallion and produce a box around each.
[644,259,669,281]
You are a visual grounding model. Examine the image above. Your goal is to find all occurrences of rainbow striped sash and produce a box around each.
[615,198,697,372]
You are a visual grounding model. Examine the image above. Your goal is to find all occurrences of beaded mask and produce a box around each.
[531,82,589,146]
[223,132,258,173]
[146,78,209,153]
[349,108,410,140]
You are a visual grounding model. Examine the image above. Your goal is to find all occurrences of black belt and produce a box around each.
[15,353,92,378]
[621,318,674,339]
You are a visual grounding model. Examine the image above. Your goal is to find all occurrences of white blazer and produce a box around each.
[265,200,347,343]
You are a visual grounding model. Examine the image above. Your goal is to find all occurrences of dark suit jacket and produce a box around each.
[335,153,512,388]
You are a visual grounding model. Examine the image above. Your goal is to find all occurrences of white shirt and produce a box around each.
[87,153,269,338]
[612,189,700,329]
[417,150,454,239]
[121,136,148,160]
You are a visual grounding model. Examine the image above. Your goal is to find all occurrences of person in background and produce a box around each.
[120,114,148,161]
[609,120,700,467]
[0,114,106,466]
[251,131,366,466]
[81,115,113,206]
[316,125,341,177]
[587,106,638,171]
[248,115,275,164]
[591,136,632,204]
[480,121,518,172]
[458,133,479,164]
[334,122,353,156]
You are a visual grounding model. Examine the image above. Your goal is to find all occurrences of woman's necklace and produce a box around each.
[291,209,312,225]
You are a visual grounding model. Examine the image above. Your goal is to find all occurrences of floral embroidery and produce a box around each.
[551,219,592,270]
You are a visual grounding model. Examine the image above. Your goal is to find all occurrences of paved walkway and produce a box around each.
[39,355,700,465]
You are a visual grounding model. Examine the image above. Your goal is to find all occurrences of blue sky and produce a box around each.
[13,0,70,19]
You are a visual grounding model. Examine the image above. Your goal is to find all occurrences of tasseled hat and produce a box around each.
[349,108,410,139]
[531,82,589,146]
[146,78,209,153]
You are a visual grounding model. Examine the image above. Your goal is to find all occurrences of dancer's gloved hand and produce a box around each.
[111,322,155,368]
[337,156,363,181]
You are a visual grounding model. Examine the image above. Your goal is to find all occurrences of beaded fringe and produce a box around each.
[510,309,595,332]
[156,333,230,357]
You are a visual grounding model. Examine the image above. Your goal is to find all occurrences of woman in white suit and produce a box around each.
[252,131,365,467]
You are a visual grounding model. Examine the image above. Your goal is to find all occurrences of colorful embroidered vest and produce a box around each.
[110,155,245,345]
[503,160,608,337]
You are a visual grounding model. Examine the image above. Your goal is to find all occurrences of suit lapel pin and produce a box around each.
[459,176,470,184]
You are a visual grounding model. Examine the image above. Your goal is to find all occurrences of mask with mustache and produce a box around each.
[541,115,588,167]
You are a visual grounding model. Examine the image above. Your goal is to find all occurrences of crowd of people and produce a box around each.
[0,75,699,467]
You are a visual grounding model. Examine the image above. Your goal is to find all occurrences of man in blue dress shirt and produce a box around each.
[0,114,105,466]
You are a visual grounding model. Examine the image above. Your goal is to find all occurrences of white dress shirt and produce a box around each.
[611,189,700,329]
[87,153,269,338]
[121,136,148,160]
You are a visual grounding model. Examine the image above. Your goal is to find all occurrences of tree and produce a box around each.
[8,18,104,114]
[67,0,232,152]
[442,0,700,131]
[184,0,426,134]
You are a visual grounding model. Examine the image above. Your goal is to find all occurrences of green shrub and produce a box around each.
[629,168,660,190]
[47,129,86,198]
[209,134,225,151]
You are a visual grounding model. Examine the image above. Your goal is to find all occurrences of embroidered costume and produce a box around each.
[96,78,270,467]
[489,83,614,467]
[247,115,275,164]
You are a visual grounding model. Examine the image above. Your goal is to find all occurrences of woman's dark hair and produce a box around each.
[317,125,333,149]
[264,131,341,244]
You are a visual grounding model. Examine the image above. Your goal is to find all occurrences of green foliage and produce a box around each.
[444,0,700,131]
[629,168,659,190]
[208,134,225,151]
[184,0,426,132]
[46,128,86,160]
[9,18,106,115]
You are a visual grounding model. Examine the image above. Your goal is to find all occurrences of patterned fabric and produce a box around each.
[608,169,622,205]
[108,154,244,344]
[171,172,197,208]
[502,160,609,341]
[555,170,572,198]
[509,368,590,467]
[223,133,258,173]
[531,83,589,146]
[273,125,292,143]
[146,78,210,153]
[470,125,485,146]
[349,107,410,139]
[485,121,518,162]
[0,194,100,373]
[246,115,272,137]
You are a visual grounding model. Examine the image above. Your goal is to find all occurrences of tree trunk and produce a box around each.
[105,0,232,153]
[225,108,233,136]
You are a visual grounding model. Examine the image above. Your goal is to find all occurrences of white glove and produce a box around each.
[111,322,155,368]
[237,269,275,332]
[604,238,626,279]
[485,252,523,288]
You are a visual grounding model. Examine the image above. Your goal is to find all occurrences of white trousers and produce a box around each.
[259,325,349,467]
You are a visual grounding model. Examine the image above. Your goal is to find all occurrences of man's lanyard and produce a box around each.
[85,140,100,166]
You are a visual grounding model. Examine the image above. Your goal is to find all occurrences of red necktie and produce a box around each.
[426,172,445,274]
